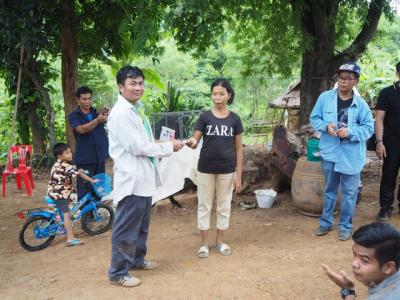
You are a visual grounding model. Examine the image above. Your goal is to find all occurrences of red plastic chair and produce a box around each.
[2,145,35,197]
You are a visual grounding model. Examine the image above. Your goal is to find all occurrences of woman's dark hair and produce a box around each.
[53,142,69,159]
[353,222,400,270]
[75,86,93,98]
[396,61,400,73]
[116,65,145,85]
[211,78,235,104]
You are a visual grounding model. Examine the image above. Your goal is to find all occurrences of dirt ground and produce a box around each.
[1,171,399,300]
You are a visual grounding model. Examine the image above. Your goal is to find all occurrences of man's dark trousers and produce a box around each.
[379,143,400,212]
[76,161,105,199]
[108,194,152,280]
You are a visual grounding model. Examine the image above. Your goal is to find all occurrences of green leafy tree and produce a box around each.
[59,0,174,146]
[165,0,394,127]
[358,16,400,104]
[0,0,59,153]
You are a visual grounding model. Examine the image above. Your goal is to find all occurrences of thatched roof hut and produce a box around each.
[270,79,301,109]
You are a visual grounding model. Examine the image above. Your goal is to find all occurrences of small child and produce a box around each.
[47,142,97,247]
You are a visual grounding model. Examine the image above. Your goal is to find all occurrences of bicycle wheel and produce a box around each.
[81,203,114,235]
[19,216,55,251]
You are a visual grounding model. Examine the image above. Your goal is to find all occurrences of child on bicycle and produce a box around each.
[47,142,97,247]
[187,78,243,258]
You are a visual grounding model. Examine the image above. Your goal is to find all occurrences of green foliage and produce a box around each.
[0,79,13,161]
[152,81,205,113]
[166,1,301,76]
[0,0,399,152]
[358,16,400,104]
[78,0,169,61]
[79,59,115,108]
[162,81,182,111]
[0,1,61,154]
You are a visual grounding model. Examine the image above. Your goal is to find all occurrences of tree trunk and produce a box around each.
[27,96,47,155]
[296,0,339,127]
[298,51,336,126]
[295,0,385,128]
[17,108,30,145]
[36,83,57,150]
[60,0,78,150]
[23,49,57,150]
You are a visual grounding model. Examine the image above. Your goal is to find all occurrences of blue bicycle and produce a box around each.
[18,173,114,251]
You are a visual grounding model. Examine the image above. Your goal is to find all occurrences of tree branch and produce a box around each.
[335,0,385,63]
[311,1,329,37]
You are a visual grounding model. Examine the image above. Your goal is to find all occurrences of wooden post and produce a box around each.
[9,45,24,149]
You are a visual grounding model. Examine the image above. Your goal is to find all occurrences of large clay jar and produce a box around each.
[291,157,341,217]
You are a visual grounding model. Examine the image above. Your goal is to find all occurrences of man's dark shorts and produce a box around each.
[55,198,70,213]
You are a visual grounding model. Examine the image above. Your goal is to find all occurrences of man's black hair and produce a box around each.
[75,86,93,98]
[53,142,69,159]
[353,222,400,271]
[396,61,400,73]
[211,78,235,104]
[116,65,145,85]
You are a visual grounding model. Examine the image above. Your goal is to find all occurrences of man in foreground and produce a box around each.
[310,62,373,240]
[107,66,183,287]
[323,222,400,299]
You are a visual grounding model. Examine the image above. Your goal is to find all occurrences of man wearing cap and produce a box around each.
[375,61,400,221]
[310,62,373,241]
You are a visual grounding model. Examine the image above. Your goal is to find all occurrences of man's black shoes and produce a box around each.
[376,209,391,221]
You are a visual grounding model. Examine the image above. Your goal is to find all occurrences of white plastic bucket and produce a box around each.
[254,189,277,208]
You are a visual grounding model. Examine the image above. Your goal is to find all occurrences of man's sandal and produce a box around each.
[216,243,231,256]
[197,246,209,258]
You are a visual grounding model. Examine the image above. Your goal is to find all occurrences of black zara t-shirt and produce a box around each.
[375,82,400,145]
[195,110,244,174]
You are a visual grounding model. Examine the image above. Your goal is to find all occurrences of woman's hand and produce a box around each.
[185,137,198,149]
[234,175,242,194]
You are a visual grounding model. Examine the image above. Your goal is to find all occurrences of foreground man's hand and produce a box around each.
[322,264,355,289]
[172,139,184,152]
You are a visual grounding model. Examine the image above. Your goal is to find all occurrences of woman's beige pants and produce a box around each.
[197,171,235,230]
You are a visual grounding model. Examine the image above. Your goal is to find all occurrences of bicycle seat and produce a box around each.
[44,196,56,207]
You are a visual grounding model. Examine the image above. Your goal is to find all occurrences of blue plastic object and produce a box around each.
[91,173,111,197]
[44,196,56,207]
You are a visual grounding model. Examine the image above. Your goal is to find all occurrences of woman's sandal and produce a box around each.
[66,238,84,247]
[216,243,231,256]
[197,245,209,258]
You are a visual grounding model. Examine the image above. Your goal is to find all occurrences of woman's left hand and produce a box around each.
[234,176,242,194]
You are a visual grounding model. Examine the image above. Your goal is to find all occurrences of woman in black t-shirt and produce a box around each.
[187,78,243,258]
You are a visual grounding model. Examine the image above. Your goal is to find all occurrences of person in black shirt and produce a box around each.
[187,78,243,258]
[337,94,353,141]
[375,62,400,221]
[68,86,109,199]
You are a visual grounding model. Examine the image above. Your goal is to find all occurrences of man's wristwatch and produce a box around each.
[375,139,383,145]
[340,288,356,299]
